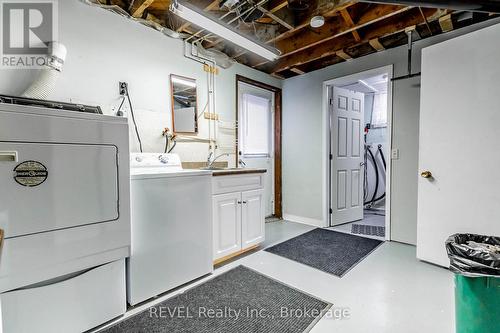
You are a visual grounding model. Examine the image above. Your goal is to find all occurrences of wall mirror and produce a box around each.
[170,74,198,134]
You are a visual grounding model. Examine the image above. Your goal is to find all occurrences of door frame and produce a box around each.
[236,75,283,219]
[322,65,393,240]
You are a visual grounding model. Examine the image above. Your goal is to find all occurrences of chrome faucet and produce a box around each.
[207,153,229,168]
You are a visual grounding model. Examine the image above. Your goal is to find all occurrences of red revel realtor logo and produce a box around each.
[1,0,58,68]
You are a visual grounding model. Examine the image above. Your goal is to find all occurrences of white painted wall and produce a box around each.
[0,0,281,166]
[282,19,500,239]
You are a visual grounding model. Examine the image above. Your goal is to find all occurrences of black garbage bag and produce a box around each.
[445,233,500,277]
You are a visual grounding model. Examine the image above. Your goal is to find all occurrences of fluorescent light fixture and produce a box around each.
[171,76,197,88]
[170,1,280,61]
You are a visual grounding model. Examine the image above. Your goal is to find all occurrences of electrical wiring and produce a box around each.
[121,86,143,153]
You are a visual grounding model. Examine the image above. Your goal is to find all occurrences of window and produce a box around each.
[241,93,271,156]
[371,92,388,128]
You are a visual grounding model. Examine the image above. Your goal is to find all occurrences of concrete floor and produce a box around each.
[93,221,454,333]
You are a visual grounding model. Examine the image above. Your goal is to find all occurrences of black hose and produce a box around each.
[363,145,369,202]
[378,144,387,169]
[364,147,379,206]
[371,145,387,203]
[164,135,169,154]
[126,93,143,153]
[167,140,177,153]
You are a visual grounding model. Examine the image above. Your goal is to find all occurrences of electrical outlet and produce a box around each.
[119,82,128,96]
[391,149,400,160]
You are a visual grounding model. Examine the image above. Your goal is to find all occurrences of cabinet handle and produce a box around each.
[237,201,242,204]
[242,201,247,204]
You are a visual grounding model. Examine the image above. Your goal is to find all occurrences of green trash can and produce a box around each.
[446,234,500,333]
[454,275,500,333]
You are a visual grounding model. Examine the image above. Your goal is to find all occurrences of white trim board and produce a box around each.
[283,214,324,227]
[323,65,394,241]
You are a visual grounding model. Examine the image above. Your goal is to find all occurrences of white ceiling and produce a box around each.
[342,73,389,94]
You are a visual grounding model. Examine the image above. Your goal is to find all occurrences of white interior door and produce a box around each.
[417,23,500,267]
[330,87,365,226]
[238,82,275,217]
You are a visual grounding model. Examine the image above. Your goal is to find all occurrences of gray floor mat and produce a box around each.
[99,266,331,333]
[351,224,386,237]
[265,229,383,277]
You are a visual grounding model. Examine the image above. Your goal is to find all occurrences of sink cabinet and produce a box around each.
[212,173,265,263]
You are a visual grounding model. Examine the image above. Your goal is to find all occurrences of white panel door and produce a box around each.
[213,192,242,260]
[241,189,265,249]
[331,87,365,226]
[238,82,275,217]
[417,24,500,267]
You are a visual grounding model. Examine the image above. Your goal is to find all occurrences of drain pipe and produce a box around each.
[21,42,67,99]
[392,29,421,81]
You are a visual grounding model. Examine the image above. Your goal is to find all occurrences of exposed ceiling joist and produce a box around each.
[268,8,441,74]
[439,13,454,31]
[358,0,500,13]
[369,38,385,51]
[258,5,294,30]
[290,67,306,75]
[267,0,358,44]
[252,4,411,67]
[131,0,157,18]
[340,8,362,41]
[336,49,353,61]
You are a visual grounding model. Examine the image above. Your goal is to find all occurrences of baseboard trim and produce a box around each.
[283,214,325,227]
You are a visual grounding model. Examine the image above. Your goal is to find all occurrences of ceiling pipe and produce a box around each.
[358,1,500,13]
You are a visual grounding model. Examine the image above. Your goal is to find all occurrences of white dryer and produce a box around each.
[128,153,213,305]
[0,103,130,333]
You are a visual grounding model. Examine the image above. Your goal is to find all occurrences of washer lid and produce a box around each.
[131,168,212,179]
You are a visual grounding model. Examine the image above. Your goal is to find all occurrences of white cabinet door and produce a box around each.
[241,189,265,249]
[213,192,242,260]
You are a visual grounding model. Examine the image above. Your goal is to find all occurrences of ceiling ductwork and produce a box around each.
[359,0,500,13]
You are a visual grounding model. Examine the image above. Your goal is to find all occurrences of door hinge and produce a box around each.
[329,208,333,214]
[329,154,333,160]
[329,98,333,105]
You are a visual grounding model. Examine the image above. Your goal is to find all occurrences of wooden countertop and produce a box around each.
[211,168,267,177]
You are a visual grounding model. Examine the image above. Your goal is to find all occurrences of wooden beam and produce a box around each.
[439,13,453,32]
[267,8,441,74]
[267,0,357,44]
[131,0,156,18]
[232,0,356,61]
[258,5,294,30]
[252,4,411,67]
[269,0,288,13]
[340,8,361,41]
[336,49,353,61]
[290,67,306,75]
[369,38,385,51]
[271,72,285,80]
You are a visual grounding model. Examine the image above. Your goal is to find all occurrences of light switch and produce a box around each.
[391,149,400,160]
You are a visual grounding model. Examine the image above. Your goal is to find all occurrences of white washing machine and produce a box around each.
[0,102,130,333]
[128,153,213,305]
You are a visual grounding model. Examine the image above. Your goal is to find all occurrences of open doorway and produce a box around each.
[236,75,282,220]
[325,66,393,241]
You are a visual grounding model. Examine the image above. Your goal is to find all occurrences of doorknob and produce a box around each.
[421,171,433,179]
